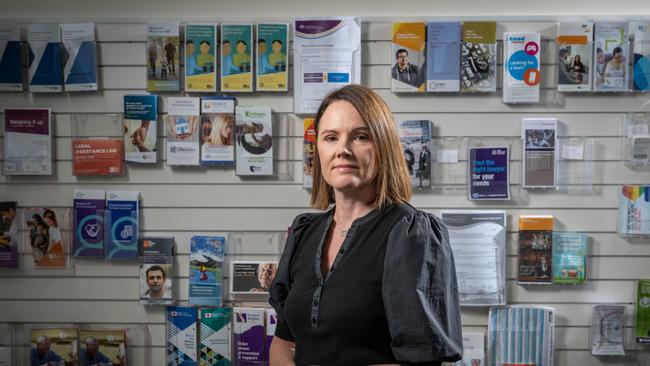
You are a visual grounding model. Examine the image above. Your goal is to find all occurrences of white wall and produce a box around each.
[1,7,650,366]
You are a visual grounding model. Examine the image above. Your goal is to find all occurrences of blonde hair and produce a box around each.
[208,114,234,146]
[310,85,412,210]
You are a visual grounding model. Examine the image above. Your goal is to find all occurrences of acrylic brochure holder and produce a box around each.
[271,113,295,182]
[431,137,466,192]
[556,137,594,191]
[71,114,125,176]
[225,231,285,304]
[18,207,74,273]
[78,324,149,366]
[0,323,16,366]
[622,113,650,167]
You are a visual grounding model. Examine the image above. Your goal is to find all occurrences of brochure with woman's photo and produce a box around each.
[23,207,69,268]
[557,22,593,92]
[230,261,278,294]
[200,96,235,166]
[593,22,629,92]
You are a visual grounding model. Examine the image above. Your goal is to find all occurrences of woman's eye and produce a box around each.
[355,134,369,141]
[323,135,336,142]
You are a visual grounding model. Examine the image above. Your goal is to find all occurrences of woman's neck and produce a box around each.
[332,188,376,228]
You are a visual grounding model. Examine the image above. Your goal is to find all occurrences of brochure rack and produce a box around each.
[431,137,466,191]
[622,113,650,167]
[0,323,16,366]
[556,137,594,191]
[71,114,125,176]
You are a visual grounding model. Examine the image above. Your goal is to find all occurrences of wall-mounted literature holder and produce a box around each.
[431,137,466,192]
[272,113,296,183]
[19,207,74,272]
[466,137,518,201]
[622,113,650,167]
[556,137,594,191]
[556,22,594,93]
[590,304,626,356]
[71,114,125,176]
[224,231,285,304]
[77,324,148,366]
[15,323,79,366]
[0,323,16,366]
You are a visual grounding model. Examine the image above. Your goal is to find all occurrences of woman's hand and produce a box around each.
[269,336,296,366]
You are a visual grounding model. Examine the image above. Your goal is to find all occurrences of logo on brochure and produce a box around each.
[84,223,100,238]
[121,225,133,239]
[236,313,247,322]
[581,24,592,33]
[205,313,212,318]
[524,41,539,56]
[171,311,178,316]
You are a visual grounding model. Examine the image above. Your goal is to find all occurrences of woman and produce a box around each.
[28,213,49,260]
[604,46,626,87]
[41,209,65,267]
[207,114,234,147]
[269,85,462,365]
[570,54,585,83]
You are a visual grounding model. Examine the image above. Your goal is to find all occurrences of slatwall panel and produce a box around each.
[0,19,649,365]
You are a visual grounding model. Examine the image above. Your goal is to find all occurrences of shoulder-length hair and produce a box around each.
[310,85,412,210]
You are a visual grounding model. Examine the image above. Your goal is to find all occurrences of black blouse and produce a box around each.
[269,203,463,366]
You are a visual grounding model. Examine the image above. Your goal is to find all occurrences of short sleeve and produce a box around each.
[268,213,317,342]
[382,210,463,364]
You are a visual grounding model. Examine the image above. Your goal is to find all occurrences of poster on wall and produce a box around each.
[146,22,180,92]
[185,24,217,92]
[256,23,289,92]
[293,17,361,114]
[221,23,253,92]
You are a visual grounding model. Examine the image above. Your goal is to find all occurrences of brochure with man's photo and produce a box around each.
[391,22,426,92]
[139,236,174,305]
[230,261,278,294]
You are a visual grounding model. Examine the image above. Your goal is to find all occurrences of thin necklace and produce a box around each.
[334,225,350,238]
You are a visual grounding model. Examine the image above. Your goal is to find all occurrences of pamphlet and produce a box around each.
[30,328,78,365]
[591,304,626,355]
[303,118,316,189]
[557,22,593,92]
[199,307,232,366]
[78,329,126,365]
[0,24,23,91]
[123,94,158,163]
[593,22,629,92]
[265,308,277,362]
[72,138,124,176]
[632,21,650,91]
[189,235,225,306]
[105,190,139,260]
[221,24,253,92]
[618,185,650,236]
[233,307,266,366]
[468,146,509,200]
[391,22,426,92]
[139,236,174,305]
[256,23,289,92]
[167,97,201,166]
[426,22,461,92]
[552,232,587,284]
[200,96,235,166]
[518,215,554,285]
[0,201,19,268]
[461,22,497,93]
[398,120,433,189]
[636,279,650,343]
[147,22,180,92]
[522,118,557,188]
[3,108,52,175]
[28,23,63,92]
[503,32,541,103]
[185,24,217,92]
[230,261,278,294]
[23,207,68,268]
[167,306,198,366]
[73,190,105,257]
[61,23,97,91]
[235,106,273,176]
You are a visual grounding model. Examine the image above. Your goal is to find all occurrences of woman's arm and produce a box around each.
[269,337,295,366]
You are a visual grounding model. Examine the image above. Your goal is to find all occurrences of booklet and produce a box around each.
[230,261,278,294]
[391,22,426,92]
[426,22,461,92]
[518,215,554,285]
[73,190,105,257]
[23,207,68,268]
[632,21,650,91]
[199,307,232,366]
[0,24,24,91]
[189,235,225,306]
[146,22,180,92]
[441,210,506,306]
[167,306,198,366]
[30,328,78,365]
[593,22,629,92]
[557,22,593,92]
[591,304,626,355]
[73,138,124,176]
[123,94,158,163]
[487,306,555,366]
[468,146,509,200]
[618,185,650,236]
[256,23,289,92]
[503,32,541,103]
[233,307,266,365]
[461,22,496,93]
[398,120,433,189]
[139,237,174,305]
[235,106,273,176]
[265,309,277,362]
[3,108,52,175]
[78,329,126,365]
[303,118,316,190]
[28,23,62,92]
[167,97,201,166]
[293,17,361,114]
[185,23,217,92]
[221,24,253,92]
[552,232,587,284]
[61,23,97,91]
[522,118,557,188]
[105,190,139,260]
[200,96,235,166]
[0,201,19,268]
[636,279,650,343]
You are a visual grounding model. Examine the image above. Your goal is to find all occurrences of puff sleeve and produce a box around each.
[268,213,317,341]
[382,210,463,364]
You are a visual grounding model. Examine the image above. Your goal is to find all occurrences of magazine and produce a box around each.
[200,96,235,166]
[518,215,554,285]
[0,24,23,91]
[185,24,217,92]
[78,329,126,366]
[502,32,541,104]
[461,22,497,93]
[293,17,361,114]
[73,190,105,257]
[230,261,278,294]
[391,22,426,92]
[146,22,180,92]
[61,23,97,91]
[426,22,461,92]
[166,97,201,166]
[235,106,273,176]
[398,120,433,189]
[221,24,253,92]
[0,201,18,268]
[552,232,587,284]
[593,22,629,92]
[189,235,225,306]
[23,207,68,268]
[28,23,62,92]
[256,23,289,92]
[123,94,158,163]
[557,22,593,92]
[468,146,509,200]
[139,237,174,305]
[199,307,232,366]
[167,306,198,366]
[591,304,626,355]
[522,118,557,188]
[3,108,52,175]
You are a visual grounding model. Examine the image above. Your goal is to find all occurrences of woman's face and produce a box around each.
[43,216,53,226]
[317,100,377,195]
[574,55,580,63]
[613,51,623,63]
[221,120,233,138]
